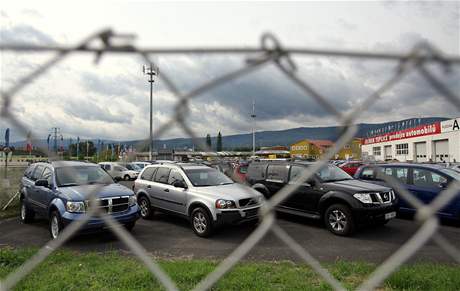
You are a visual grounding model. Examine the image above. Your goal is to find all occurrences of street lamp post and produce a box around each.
[143,64,157,161]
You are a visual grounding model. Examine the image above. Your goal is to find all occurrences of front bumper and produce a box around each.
[216,206,260,225]
[61,204,140,231]
[354,202,399,224]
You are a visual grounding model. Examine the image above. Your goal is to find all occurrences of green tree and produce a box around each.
[205,134,212,149]
[216,131,222,152]
[68,141,96,159]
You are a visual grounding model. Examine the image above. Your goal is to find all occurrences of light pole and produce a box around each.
[143,64,158,161]
[251,99,256,156]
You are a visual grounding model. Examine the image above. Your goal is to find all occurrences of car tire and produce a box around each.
[190,207,213,237]
[138,196,153,219]
[124,222,136,231]
[49,210,64,239]
[20,199,34,223]
[124,174,130,181]
[324,204,355,236]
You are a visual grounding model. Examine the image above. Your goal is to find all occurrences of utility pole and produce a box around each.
[49,127,62,157]
[143,64,158,161]
[251,99,256,156]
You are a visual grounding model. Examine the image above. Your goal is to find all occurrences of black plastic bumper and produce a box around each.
[354,203,399,224]
[216,208,260,225]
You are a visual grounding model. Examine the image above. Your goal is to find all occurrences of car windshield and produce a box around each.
[316,165,353,182]
[184,168,234,187]
[127,164,141,171]
[55,166,114,187]
[440,168,460,181]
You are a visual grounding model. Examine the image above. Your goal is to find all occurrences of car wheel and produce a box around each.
[124,174,130,181]
[138,196,153,219]
[324,204,355,236]
[20,199,34,223]
[49,210,64,239]
[124,222,136,231]
[190,207,213,237]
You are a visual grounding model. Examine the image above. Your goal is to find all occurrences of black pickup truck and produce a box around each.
[246,161,399,236]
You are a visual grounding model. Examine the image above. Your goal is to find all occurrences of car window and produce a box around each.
[24,165,35,179]
[154,167,171,184]
[41,167,53,186]
[289,166,306,182]
[360,167,375,180]
[141,167,157,181]
[394,168,408,184]
[413,169,447,188]
[168,169,185,185]
[102,164,111,170]
[266,165,289,182]
[31,165,45,181]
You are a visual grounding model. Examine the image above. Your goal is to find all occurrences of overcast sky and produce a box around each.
[1,1,459,142]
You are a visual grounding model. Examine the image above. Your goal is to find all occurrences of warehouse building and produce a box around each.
[361,117,460,162]
[290,139,333,159]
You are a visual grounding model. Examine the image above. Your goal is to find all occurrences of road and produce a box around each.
[0,181,459,264]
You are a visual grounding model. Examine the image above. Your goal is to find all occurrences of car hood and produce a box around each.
[323,179,391,193]
[192,183,263,201]
[58,183,134,201]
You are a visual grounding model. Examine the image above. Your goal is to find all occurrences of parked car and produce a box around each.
[98,162,138,180]
[233,162,249,183]
[339,161,364,176]
[355,163,460,221]
[19,161,140,238]
[134,163,264,237]
[132,162,152,169]
[124,163,143,172]
[246,161,398,236]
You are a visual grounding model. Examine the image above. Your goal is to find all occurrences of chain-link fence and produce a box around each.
[1,28,460,291]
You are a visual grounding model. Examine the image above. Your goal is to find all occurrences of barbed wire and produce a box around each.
[1,28,460,291]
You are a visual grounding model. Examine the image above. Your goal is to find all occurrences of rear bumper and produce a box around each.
[216,207,260,225]
[61,205,140,230]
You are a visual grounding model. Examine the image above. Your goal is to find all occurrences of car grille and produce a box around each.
[243,208,259,218]
[370,191,395,204]
[239,198,258,208]
[86,196,130,214]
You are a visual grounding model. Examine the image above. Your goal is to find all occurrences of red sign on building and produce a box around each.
[363,122,441,145]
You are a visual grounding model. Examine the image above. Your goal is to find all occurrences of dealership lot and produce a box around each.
[1,207,459,264]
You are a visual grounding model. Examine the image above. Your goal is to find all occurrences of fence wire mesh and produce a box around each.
[1,28,460,291]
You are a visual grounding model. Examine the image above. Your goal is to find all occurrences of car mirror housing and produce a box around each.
[35,179,49,188]
[173,180,187,189]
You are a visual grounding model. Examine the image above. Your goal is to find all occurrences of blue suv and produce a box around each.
[19,161,140,238]
[355,163,460,222]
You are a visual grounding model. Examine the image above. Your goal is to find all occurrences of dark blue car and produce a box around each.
[355,163,460,221]
[20,161,140,239]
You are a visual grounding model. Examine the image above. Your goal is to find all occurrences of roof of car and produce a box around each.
[50,160,98,168]
[363,163,445,169]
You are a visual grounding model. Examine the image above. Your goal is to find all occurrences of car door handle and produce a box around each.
[164,188,169,192]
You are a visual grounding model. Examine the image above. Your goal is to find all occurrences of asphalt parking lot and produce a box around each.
[0,179,458,264]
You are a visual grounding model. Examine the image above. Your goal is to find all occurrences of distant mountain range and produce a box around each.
[8,117,449,151]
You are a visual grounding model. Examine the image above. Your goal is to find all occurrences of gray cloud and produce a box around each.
[62,98,134,124]
[0,24,56,44]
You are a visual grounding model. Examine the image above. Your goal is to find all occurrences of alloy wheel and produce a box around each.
[193,212,207,234]
[328,209,347,232]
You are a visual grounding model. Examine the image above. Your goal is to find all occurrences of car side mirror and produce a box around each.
[114,177,122,183]
[173,180,187,189]
[439,181,448,188]
[35,179,49,188]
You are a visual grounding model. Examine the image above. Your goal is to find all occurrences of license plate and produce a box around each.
[385,212,396,220]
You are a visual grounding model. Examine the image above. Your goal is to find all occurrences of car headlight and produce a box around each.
[257,195,265,204]
[353,193,373,204]
[128,195,137,207]
[66,201,86,213]
[215,199,236,209]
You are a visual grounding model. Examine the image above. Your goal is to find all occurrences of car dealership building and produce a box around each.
[361,117,460,163]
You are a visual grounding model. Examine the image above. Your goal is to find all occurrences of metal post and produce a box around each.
[143,64,157,161]
[251,99,256,156]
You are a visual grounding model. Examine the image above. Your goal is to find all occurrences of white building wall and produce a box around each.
[361,119,460,162]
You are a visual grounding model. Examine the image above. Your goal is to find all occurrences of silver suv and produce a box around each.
[134,163,264,237]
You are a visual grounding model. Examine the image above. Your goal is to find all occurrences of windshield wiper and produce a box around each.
[326,178,353,182]
[219,182,234,185]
